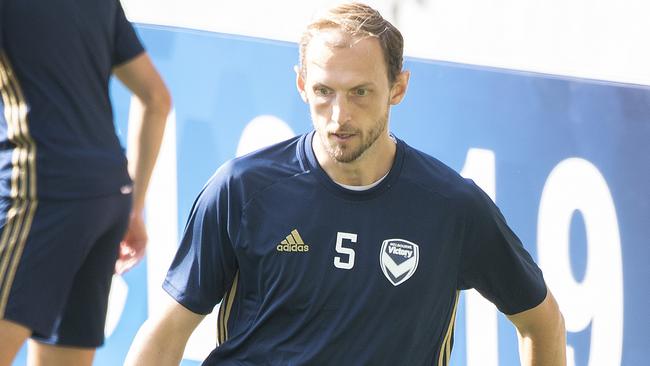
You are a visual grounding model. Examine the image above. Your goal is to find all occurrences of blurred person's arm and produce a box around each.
[113,53,171,274]
[507,289,566,365]
[125,293,205,366]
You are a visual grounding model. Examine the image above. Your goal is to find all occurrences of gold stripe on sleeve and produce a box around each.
[222,271,240,342]
[217,271,240,345]
[437,290,460,366]
[217,290,227,345]
[0,52,36,200]
[0,54,22,199]
[0,52,38,317]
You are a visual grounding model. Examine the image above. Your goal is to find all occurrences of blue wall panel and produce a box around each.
[14,24,648,366]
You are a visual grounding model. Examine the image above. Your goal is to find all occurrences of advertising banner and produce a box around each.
[14,24,649,366]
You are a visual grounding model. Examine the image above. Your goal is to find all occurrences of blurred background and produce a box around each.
[14,0,649,365]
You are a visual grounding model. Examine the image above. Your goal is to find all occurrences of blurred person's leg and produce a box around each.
[28,341,94,366]
[3,194,130,366]
[0,319,30,366]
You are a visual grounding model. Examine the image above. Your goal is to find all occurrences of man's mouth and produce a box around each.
[330,132,355,141]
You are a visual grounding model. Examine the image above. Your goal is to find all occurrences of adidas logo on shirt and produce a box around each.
[277,229,309,252]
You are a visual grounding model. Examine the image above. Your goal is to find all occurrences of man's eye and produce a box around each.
[314,87,331,96]
[354,88,368,96]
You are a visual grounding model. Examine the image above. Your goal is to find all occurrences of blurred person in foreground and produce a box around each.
[0,0,170,365]
[126,2,565,365]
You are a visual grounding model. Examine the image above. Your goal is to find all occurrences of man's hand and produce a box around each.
[112,52,170,275]
[115,212,148,275]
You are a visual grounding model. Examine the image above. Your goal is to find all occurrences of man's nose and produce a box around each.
[330,94,352,125]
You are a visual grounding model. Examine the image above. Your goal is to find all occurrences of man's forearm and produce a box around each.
[125,295,205,366]
[124,319,187,366]
[127,97,169,213]
[114,52,171,214]
[516,315,566,366]
[510,290,567,366]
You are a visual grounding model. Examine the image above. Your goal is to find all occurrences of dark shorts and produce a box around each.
[0,193,131,348]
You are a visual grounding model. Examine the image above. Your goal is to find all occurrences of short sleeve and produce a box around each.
[163,172,239,315]
[112,0,144,66]
[458,180,547,315]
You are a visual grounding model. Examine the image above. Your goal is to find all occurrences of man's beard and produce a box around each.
[317,112,388,164]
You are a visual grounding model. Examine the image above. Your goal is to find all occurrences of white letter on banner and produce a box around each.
[125,98,217,361]
[538,158,623,366]
[144,106,220,361]
[236,115,295,157]
[105,275,128,338]
[460,148,499,366]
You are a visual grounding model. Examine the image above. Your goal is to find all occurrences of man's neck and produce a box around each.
[313,133,397,186]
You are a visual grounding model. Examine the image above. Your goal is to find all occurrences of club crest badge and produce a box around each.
[380,239,419,286]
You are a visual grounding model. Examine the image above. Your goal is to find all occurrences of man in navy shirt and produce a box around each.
[0,0,170,365]
[127,2,565,365]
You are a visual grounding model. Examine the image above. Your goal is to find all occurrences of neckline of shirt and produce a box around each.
[300,131,405,201]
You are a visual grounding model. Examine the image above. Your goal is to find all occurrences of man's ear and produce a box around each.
[389,70,410,105]
[294,65,308,103]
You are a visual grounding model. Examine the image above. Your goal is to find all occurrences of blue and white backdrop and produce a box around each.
[14,1,649,365]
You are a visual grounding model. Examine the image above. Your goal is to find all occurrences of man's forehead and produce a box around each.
[307,30,377,62]
[302,27,388,86]
[309,27,356,48]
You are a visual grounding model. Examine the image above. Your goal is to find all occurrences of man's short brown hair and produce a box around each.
[299,2,404,84]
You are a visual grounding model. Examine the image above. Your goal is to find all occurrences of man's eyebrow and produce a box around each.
[311,82,331,89]
[350,82,376,89]
[311,82,376,89]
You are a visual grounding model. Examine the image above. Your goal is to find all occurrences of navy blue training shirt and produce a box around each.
[164,132,547,365]
[0,0,144,199]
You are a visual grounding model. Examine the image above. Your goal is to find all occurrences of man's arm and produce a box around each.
[125,293,205,366]
[113,52,171,274]
[507,288,566,366]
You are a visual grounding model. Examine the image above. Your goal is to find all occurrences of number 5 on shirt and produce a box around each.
[334,232,357,270]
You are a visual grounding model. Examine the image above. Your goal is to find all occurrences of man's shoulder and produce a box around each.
[228,134,304,176]
[399,141,479,202]
[203,134,306,196]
